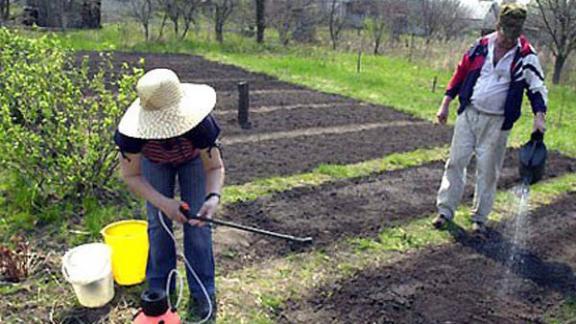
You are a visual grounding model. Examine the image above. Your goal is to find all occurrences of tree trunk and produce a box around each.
[256,0,265,43]
[373,24,384,55]
[279,27,289,46]
[173,19,179,36]
[1,0,9,21]
[144,23,149,41]
[82,0,101,28]
[181,22,191,40]
[157,13,168,40]
[0,0,4,24]
[552,53,567,85]
[216,22,223,43]
[329,0,337,50]
[181,6,196,40]
[215,9,224,43]
[374,38,381,55]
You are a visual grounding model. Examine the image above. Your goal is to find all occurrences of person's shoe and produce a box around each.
[471,221,487,237]
[188,294,217,322]
[432,214,449,229]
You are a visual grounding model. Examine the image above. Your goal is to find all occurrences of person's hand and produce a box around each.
[533,112,546,133]
[190,196,220,227]
[160,199,188,224]
[436,105,449,125]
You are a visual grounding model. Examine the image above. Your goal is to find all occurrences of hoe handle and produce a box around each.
[179,204,313,243]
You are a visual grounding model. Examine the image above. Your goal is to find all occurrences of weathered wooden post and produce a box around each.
[356,49,362,73]
[238,82,251,129]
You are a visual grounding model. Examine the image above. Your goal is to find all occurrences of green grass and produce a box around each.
[546,297,576,324]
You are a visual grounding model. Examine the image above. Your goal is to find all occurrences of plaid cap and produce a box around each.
[498,3,527,38]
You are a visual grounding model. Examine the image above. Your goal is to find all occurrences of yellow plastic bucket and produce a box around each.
[101,220,149,286]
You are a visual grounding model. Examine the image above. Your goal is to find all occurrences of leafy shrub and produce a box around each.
[0,28,143,219]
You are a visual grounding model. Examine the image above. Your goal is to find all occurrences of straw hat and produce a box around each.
[118,68,216,139]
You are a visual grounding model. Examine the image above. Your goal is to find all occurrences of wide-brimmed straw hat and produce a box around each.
[118,68,216,139]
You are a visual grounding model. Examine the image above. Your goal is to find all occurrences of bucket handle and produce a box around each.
[61,262,72,282]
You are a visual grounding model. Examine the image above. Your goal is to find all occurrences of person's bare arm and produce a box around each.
[119,153,187,223]
[191,147,225,226]
[436,96,453,125]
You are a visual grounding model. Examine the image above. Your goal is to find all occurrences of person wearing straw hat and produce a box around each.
[432,3,547,235]
[114,68,224,320]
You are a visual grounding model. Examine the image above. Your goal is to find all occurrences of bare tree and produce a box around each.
[533,0,576,84]
[156,0,200,40]
[130,0,154,40]
[0,0,9,23]
[329,0,346,50]
[268,0,316,46]
[231,0,253,36]
[362,0,407,54]
[439,0,470,41]
[255,0,265,43]
[180,0,201,40]
[418,0,437,42]
[417,0,469,43]
[268,0,295,46]
[55,0,74,29]
[157,0,180,36]
[156,0,173,39]
[210,0,236,43]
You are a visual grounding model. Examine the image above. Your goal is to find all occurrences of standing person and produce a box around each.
[114,68,224,320]
[432,4,547,234]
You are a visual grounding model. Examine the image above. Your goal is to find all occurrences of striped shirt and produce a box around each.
[114,115,220,165]
[141,137,200,164]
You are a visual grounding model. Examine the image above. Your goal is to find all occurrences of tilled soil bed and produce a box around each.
[217,103,416,137]
[279,192,576,323]
[79,51,448,185]
[215,89,356,110]
[79,51,305,92]
[223,123,453,184]
[214,151,575,273]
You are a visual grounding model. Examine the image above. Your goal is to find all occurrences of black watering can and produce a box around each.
[519,130,547,185]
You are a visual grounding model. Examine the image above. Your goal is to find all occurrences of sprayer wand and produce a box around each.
[179,203,313,244]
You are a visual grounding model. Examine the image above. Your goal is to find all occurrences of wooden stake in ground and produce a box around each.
[238,81,251,129]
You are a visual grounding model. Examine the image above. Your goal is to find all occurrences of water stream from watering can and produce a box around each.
[498,183,531,296]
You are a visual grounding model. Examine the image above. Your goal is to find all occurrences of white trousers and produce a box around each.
[436,106,510,224]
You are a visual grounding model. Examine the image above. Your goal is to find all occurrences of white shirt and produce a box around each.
[471,33,518,115]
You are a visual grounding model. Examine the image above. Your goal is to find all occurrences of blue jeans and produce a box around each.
[142,156,215,298]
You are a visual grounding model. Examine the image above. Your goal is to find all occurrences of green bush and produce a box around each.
[0,28,143,220]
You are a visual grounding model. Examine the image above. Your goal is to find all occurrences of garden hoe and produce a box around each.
[179,203,314,244]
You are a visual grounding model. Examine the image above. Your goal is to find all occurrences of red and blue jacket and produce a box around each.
[445,34,548,130]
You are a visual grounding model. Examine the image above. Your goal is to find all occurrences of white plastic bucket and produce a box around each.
[62,243,115,308]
